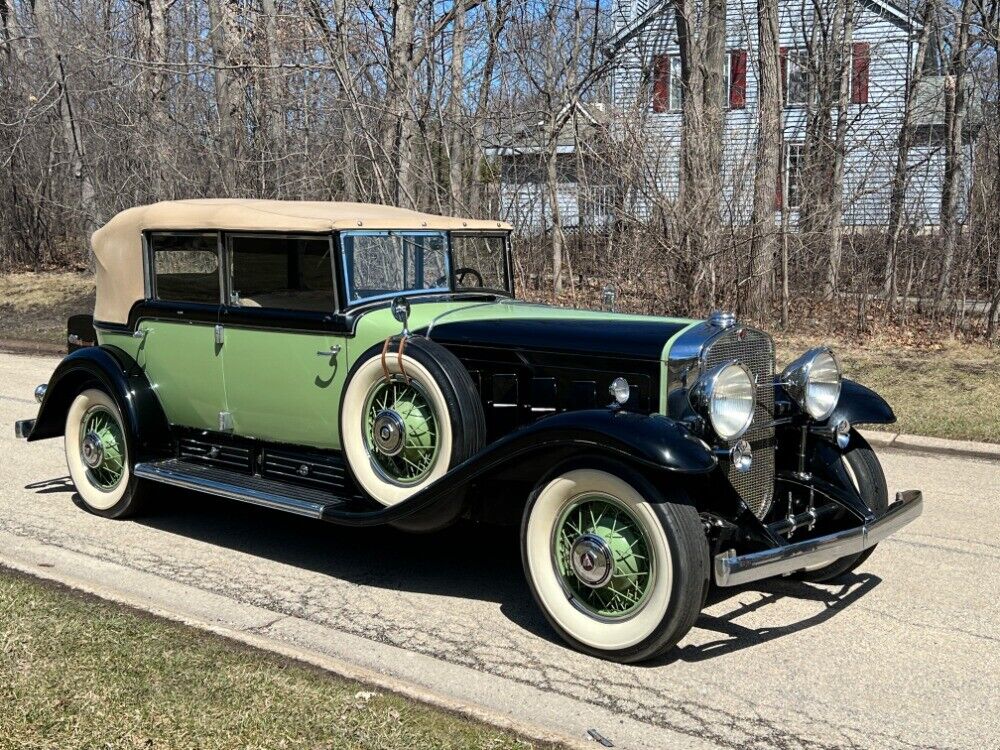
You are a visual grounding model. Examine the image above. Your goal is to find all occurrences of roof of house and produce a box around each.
[91,199,510,324]
[484,102,611,156]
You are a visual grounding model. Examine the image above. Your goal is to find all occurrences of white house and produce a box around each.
[491,0,973,232]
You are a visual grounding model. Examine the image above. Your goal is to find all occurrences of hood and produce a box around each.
[413,300,698,362]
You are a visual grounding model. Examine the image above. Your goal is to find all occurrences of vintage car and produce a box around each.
[15,199,922,662]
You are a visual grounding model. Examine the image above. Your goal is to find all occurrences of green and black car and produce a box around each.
[15,199,922,663]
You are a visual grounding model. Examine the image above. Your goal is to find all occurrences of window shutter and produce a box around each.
[730,49,748,108]
[775,152,784,210]
[652,54,670,113]
[779,47,788,105]
[851,42,870,104]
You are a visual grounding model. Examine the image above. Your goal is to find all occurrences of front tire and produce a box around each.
[796,431,888,582]
[65,388,146,519]
[521,464,707,663]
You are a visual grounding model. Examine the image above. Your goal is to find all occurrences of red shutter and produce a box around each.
[851,42,870,104]
[730,49,748,109]
[652,54,670,113]
[775,148,784,210]
[779,47,788,105]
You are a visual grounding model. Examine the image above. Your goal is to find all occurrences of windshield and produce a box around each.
[341,231,449,304]
[340,230,511,304]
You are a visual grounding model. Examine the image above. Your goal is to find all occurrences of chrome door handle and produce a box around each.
[316,346,341,358]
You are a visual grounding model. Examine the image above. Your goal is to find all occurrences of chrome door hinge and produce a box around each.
[214,325,225,345]
[218,411,234,432]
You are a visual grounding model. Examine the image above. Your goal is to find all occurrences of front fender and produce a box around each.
[28,345,171,459]
[323,409,716,527]
[823,379,896,427]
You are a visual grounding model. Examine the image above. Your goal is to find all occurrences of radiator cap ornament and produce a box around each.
[709,310,737,329]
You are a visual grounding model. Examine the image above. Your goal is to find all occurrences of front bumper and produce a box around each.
[714,489,923,586]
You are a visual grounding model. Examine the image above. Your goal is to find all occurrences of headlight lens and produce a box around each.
[782,347,842,420]
[690,362,756,441]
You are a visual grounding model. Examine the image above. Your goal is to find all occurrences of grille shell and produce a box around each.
[701,327,776,519]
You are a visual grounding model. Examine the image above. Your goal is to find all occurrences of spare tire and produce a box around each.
[339,336,485,506]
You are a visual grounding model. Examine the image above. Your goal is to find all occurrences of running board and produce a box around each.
[134,459,347,519]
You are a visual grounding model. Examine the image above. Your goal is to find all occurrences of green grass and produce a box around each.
[776,334,1000,444]
[0,570,551,750]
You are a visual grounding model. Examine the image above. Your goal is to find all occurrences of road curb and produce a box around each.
[860,429,1000,462]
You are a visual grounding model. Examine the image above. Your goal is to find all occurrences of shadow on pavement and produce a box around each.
[25,476,881,659]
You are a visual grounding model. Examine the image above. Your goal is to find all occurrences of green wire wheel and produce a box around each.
[79,404,128,490]
[553,493,655,620]
[362,375,441,486]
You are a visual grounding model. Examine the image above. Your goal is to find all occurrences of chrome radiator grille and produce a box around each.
[703,327,776,518]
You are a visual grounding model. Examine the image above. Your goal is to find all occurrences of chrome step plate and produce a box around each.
[134,459,346,519]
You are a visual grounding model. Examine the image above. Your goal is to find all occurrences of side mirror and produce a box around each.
[392,296,411,337]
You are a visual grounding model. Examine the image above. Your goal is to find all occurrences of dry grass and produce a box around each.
[0,569,551,750]
[0,272,95,350]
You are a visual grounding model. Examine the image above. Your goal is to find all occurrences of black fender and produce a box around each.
[28,345,172,459]
[822,379,896,427]
[323,409,716,527]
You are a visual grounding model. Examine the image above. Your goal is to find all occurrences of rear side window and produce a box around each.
[228,235,335,312]
[149,233,220,304]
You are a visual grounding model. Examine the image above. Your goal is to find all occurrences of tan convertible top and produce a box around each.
[91,199,512,324]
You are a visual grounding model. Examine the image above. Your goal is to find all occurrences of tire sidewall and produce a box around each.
[65,388,137,517]
[340,338,478,506]
[521,459,703,662]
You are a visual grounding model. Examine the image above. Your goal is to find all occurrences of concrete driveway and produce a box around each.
[2,351,997,749]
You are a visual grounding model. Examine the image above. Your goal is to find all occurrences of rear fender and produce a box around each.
[324,409,716,527]
[28,345,171,459]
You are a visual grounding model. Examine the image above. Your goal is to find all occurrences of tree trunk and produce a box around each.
[260,0,286,197]
[33,0,100,241]
[749,0,781,317]
[208,0,243,195]
[142,0,170,200]
[383,0,418,208]
[883,0,938,306]
[448,0,466,212]
[937,0,972,304]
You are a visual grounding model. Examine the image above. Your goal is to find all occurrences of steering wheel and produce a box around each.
[453,267,484,288]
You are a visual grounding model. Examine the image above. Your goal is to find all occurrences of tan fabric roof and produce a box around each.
[91,199,512,324]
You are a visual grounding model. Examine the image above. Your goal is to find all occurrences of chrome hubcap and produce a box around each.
[81,431,105,469]
[372,410,406,456]
[569,533,614,588]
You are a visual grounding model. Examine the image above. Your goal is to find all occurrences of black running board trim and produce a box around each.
[134,459,346,519]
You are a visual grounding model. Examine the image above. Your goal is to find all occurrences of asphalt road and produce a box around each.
[2,351,998,749]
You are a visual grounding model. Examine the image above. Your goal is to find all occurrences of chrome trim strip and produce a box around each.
[714,490,923,586]
[14,419,35,439]
[134,462,329,519]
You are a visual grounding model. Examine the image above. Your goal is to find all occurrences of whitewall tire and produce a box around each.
[65,388,145,518]
[340,337,484,507]
[521,464,707,663]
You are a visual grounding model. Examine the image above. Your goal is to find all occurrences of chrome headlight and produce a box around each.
[781,347,842,420]
[690,361,756,441]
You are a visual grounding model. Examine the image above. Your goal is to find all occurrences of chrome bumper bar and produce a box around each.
[14,419,35,439]
[714,489,923,587]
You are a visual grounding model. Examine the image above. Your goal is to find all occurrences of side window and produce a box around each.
[341,232,449,303]
[150,233,220,304]
[228,235,335,312]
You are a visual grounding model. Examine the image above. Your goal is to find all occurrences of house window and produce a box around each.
[654,52,747,111]
[782,49,810,105]
[786,143,804,209]
[652,54,683,112]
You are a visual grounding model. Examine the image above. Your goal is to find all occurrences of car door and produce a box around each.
[218,233,350,450]
[135,232,227,432]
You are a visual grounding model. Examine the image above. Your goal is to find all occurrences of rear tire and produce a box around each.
[65,388,147,519]
[795,432,888,582]
[521,462,707,663]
